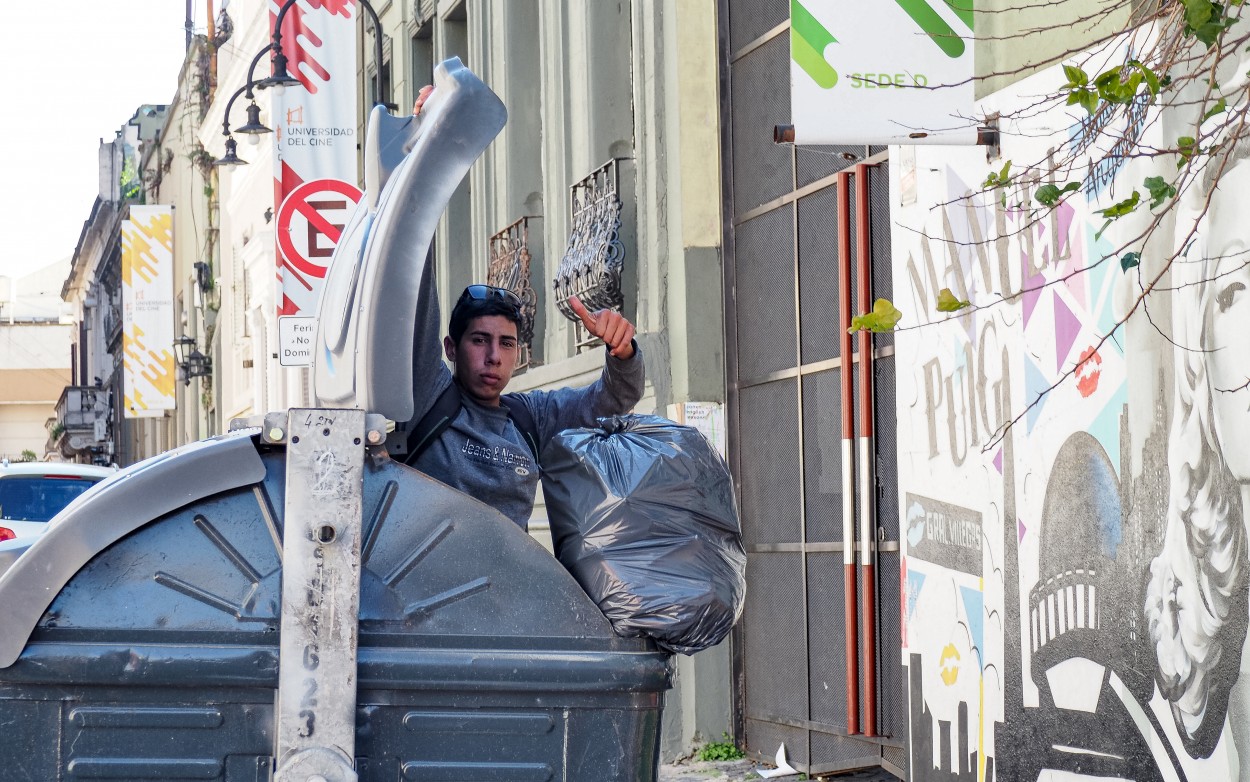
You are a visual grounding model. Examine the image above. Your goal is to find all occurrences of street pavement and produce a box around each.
[659,759,901,781]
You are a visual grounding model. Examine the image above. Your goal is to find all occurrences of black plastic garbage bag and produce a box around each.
[542,414,747,655]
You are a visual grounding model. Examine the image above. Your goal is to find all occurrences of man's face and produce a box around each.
[444,315,519,406]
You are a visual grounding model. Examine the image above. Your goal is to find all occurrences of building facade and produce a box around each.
[197,0,732,760]
[0,260,72,462]
[58,37,215,467]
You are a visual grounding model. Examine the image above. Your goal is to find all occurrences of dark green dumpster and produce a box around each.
[0,426,670,781]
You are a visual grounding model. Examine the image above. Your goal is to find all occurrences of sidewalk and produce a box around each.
[659,759,900,781]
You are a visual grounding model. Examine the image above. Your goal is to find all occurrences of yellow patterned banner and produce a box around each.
[121,205,176,417]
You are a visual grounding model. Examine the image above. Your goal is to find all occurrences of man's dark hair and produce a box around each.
[448,294,522,344]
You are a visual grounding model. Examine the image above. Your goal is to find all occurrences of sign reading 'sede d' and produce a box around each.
[789,0,977,145]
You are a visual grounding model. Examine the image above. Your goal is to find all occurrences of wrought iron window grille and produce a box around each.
[554,159,626,351]
[487,216,540,370]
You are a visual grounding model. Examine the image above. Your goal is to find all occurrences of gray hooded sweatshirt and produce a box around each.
[404,263,644,529]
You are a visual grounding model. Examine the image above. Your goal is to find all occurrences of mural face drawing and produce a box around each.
[1204,195,1250,483]
[1207,250,1250,472]
[898,65,1250,782]
[1144,151,1250,771]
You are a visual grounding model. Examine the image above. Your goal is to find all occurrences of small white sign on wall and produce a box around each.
[667,402,727,460]
[278,316,315,367]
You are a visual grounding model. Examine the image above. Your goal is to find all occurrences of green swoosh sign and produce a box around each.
[791,0,838,89]
[894,0,971,58]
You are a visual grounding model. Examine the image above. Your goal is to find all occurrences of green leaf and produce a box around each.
[936,288,972,313]
[1120,252,1141,271]
[1182,0,1236,47]
[1203,97,1228,121]
[1133,60,1161,95]
[1078,89,1099,115]
[849,298,903,333]
[1177,135,1201,168]
[1034,181,1081,207]
[1098,190,1141,219]
[1185,0,1214,28]
[1143,176,1178,208]
[1062,64,1089,88]
[1093,69,1119,90]
[982,159,1012,189]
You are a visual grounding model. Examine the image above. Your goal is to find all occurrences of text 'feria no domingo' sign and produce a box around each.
[789,0,977,145]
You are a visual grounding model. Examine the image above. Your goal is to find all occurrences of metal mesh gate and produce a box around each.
[720,2,906,777]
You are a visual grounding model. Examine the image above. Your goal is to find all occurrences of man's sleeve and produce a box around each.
[519,343,646,451]
[406,252,453,424]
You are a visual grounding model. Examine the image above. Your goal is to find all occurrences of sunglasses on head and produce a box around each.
[457,284,522,308]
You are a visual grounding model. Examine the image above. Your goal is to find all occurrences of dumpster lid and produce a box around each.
[312,57,507,422]
[0,428,266,667]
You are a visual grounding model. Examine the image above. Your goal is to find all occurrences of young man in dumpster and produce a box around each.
[397,87,645,527]
[398,282,644,529]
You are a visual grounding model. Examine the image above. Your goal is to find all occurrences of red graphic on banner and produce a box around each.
[275,160,304,206]
[1075,345,1102,398]
[276,178,362,315]
[270,0,355,94]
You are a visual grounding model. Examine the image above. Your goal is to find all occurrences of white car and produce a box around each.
[0,462,117,546]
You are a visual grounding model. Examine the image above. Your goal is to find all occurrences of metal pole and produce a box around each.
[356,0,387,106]
[855,164,877,737]
[273,409,366,782]
[837,171,859,736]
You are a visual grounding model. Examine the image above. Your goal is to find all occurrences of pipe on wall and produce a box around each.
[836,171,860,736]
[855,164,877,737]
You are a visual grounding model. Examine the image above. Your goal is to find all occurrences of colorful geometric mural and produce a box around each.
[896,51,1248,781]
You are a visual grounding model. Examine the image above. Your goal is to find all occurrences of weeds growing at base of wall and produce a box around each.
[697,733,746,762]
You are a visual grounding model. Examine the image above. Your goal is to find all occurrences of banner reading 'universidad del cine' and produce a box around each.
[121,205,176,418]
[270,0,362,366]
[790,0,977,145]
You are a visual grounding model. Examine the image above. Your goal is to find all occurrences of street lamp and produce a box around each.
[213,136,246,167]
[257,0,387,107]
[216,0,390,166]
[174,336,213,385]
[213,45,277,166]
[235,101,273,144]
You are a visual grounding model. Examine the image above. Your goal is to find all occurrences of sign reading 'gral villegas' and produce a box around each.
[270,0,362,366]
[789,0,978,145]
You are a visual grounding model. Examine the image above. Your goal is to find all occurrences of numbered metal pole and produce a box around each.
[274,409,366,782]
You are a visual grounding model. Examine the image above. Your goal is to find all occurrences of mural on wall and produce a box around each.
[896,50,1250,782]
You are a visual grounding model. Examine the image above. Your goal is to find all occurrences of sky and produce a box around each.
[0,1,210,280]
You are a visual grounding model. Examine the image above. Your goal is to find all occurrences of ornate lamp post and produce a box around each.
[259,0,386,104]
[214,0,388,166]
[173,335,213,385]
[212,45,276,167]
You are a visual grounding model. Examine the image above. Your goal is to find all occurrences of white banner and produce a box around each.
[270,0,362,361]
[790,0,977,145]
[121,205,176,418]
